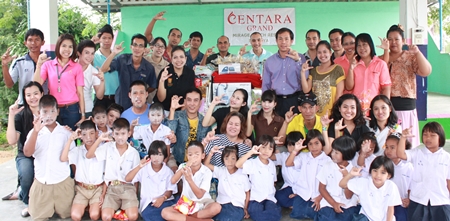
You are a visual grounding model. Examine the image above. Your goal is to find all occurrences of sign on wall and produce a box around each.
[224,8,296,46]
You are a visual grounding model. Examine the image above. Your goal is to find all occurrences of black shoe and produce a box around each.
[2,191,18,200]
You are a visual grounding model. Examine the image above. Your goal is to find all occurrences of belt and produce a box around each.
[104,94,115,100]
[276,92,299,99]
[76,181,103,190]
[108,180,128,186]
[57,101,78,108]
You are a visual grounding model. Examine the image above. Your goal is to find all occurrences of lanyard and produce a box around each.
[56,64,69,93]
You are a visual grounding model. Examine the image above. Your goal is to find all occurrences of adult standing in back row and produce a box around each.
[262,27,308,117]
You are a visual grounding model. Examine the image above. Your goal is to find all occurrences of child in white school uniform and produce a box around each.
[92,105,112,136]
[271,131,303,208]
[204,145,251,221]
[397,122,450,221]
[60,120,106,221]
[161,141,222,221]
[352,132,379,178]
[86,118,140,221]
[285,129,332,220]
[125,140,177,221]
[316,136,360,221]
[384,133,413,221]
[339,156,402,221]
[23,95,75,221]
[236,135,282,221]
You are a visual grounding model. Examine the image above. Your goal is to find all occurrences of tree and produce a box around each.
[428,1,450,51]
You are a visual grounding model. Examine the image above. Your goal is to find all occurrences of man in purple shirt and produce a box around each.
[262,27,308,117]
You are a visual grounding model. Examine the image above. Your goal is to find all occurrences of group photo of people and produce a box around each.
[1,8,449,221]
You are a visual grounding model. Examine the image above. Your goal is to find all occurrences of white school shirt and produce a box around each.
[69,145,105,185]
[406,147,450,205]
[273,152,301,189]
[213,167,250,208]
[26,123,74,184]
[133,124,171,151]
[292,151,332,201]
[95,142,140,185]
[97,125,112,136]
[83,64,101,113]
[132,163,177,213]
[242,157,277,203]
[352,152,376,178]
[391,160,413,199]
[370,124,402,156]
[348,177,401,221]
[176,164,212,202]
[316,161,359,209]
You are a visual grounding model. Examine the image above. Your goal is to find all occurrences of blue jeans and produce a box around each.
[16,156,34,205]
[141,200,174,221]
[408,200,450,221]
[214,203,244,221]
[58,102,81,130]
[248,200,281,221]
[352,213,369,221]
[275,186,294,208]
[316,206,361,221]
[394,205,408,221]
[290,195,317,220]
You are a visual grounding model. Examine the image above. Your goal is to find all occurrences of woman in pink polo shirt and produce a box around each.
[34,34,85,130]
[345,33,391,111]
[334,32,356,94]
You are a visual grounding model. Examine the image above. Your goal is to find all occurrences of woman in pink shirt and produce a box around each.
[34,34,85,130]
[345,33,391,110]
[334,32,355,94]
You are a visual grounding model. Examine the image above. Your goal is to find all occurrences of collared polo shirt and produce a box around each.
[69,145,105,185]
[251,113,284,145]
[186,50,204,70]
[94,50,119,96]
[132,123,171,150]
[242,48,273,75]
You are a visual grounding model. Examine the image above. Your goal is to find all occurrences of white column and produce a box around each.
[29,0,58,51]
[399,0,428,45]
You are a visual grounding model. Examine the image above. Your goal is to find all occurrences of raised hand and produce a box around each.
[244,138,252,147]
[349,167,362,177]
[286,48,300,61]
[91,34,101,44]
[338,164,348,177]
[210,146,223,155]
[361,140,372,155]
[239,44,248,56]
[165,131,176,144]
[301,59,313,73]
[112,41,125,55]
[37,50,51,66]
[33,116,45,132]
[93,69,105,81]
[143,47,151,57]
[249,102,259,113]
[285,106,298,124]
[70,128,82,141]
[8,100,24,116]
[274,136,284,146]
[170,95,185,110]
[153,11,167,20]
[334,119,347,131]
[376,36,390,50]
[294,139,306,152]
[1,46,18,65]
[182,165,194,181]
[250,145,262,155]
[131,117,140,127]
[203,128,219,144]
[401,127,414,138]
[98,132,112,142]
[320,111,333,127]
[407,44,420,54]
[139,155,151,168]
[183,39,191,49]
[160,66,172,82]
[205,46,215,57]
[349,55,357,70]
[211,94,225,106]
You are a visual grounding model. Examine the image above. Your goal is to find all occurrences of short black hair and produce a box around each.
[185,87,202,99]
[92,105,107,117]
[187,141,204,153]
[77,39,96,54]
[305,129,325,147]
[276,27,294,40]
[356,132,379,153]
[149,102,164,113]
[129,80,147,92]
[220,145,239,165]
[370,156,395,179]
[131,33,148,47]
[332,136,357,161]
[107,103,124,115]
[286,131,304,147]
[328,28,344,38]
[259,135,275,149]
[355,33,376,60]
[189,31,203,42]
[98,24,114,38]
[112,118,130,131]
[422,122,446,147]
[171,45,186,58]
[306,29,321,39]
[341,32,356,45]
[148,140,168,159]
[168,28,182,37]
[80,120,96,131]
[151,37,167,48]
[39,95,58,110]
[25,28,44,41]
[261,89,277,103]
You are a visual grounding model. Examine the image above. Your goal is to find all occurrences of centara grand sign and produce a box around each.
[224,8,296,46]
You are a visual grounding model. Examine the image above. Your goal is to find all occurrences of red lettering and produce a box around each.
[246,15,254,24]
[284,15,292,23]
[265,16,272,24]
[227,12,236,24]
[238,15,245,24]
[275,14,281,23]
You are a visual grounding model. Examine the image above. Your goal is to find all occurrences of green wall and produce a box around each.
[427,33,450,95]
[118,2,399,54]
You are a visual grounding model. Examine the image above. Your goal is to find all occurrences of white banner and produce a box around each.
[224,8,296,46]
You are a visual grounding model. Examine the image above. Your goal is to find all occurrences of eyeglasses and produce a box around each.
[342,42,355,47]
[131,43,145,48]
[153,44,165,49]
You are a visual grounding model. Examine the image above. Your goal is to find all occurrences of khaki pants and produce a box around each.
[103,183,138,210]
[73,184,103,206]
[29,177,75,221]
